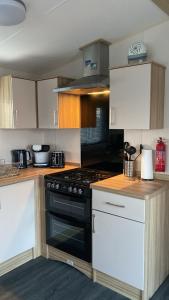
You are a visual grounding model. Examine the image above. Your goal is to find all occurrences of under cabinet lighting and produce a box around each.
[87,90,110,95]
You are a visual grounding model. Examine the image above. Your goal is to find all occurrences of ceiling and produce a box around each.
[0,0,168,75]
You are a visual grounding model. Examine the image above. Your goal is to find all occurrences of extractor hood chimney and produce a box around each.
[53,39,111,95]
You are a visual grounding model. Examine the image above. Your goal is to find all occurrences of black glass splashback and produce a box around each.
[81,94,124,173]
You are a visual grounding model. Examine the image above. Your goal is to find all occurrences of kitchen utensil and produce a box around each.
[134,144,143,161]
[124,160,135,177]
[125,146,136,161]
[124,142,130,161]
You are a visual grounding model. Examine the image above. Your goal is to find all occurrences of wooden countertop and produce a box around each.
[90,174,169,200]
[0,164,78,187]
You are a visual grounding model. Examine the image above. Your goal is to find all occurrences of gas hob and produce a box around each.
[45,168,118,197]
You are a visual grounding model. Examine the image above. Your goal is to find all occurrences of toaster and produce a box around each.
[50,151,65,168]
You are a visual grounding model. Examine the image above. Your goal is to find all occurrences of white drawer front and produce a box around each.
[92,189,145,223]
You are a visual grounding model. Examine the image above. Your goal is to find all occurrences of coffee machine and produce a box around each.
[32,145,50,167]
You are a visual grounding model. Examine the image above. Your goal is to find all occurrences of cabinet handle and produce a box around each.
[15,109,18,124]
[92,214,95,233]
[105,201,125,208]
[0,201,2,210]
[109,107,116,126]
[53,110,57,127]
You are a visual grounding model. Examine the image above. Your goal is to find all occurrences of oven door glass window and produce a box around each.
[46,212,91,262]
[46,191,90,222]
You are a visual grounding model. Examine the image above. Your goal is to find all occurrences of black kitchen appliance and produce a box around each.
[45,93,123,262]
[11,149,31,169]
[50,151,65,168]
[45,168,117,262]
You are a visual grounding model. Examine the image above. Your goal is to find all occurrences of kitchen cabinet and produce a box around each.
[37,78,96,129]
[0,180,35,263]
[58,93,96,128]
[92,190,145,290]
[92,184,169,300]
[109,62,165,129]
[37,78,59,129]
[0,75,37,128]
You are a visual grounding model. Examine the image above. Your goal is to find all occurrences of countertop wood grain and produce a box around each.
[90,174,169,200]
[0,164,78,187]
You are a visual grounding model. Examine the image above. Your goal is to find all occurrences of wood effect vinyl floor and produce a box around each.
[0,257,168,300]
[0,257,128,300]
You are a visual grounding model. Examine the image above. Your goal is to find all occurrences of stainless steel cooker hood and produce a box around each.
[53,39,111,95]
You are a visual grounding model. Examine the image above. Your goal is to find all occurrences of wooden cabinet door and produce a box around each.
[109,64,151,129]
[37,78,59,128]
[0,180,35,263]
[0,75,13,128]
[12,78,37,128]
[58,93,80,128]
[92,209,145,290]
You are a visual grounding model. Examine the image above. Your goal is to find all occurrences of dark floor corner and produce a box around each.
[150,275,169,300]
[0,257,129,300]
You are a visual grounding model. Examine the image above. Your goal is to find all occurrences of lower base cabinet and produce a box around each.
[92,186,169,300]
[92,209,144,290]
[0,180,35,263]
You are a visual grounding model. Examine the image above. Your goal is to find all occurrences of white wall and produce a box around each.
[40,56,83,80]
[0,128,81,164]
[43,129,81,164]
[0,129,44,163]
[109,20,169,173]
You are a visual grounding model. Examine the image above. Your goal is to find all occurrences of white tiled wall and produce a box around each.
[0,128,81,164]
[43,129,81,164]
[124,129,169,173]
[0,129,44,163]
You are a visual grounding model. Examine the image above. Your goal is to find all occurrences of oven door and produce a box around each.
[46,211,91,262]
[46,190,91,223]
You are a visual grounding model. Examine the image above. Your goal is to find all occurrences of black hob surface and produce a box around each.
[46,168,116,185]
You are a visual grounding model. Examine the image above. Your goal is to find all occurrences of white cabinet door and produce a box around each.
[109,64,151,129]
[12,78,37,128]
[92,210,144,290]
[37,78,58,128]
[0,180,35,263]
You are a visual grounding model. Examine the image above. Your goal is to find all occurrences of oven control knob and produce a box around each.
[51,183,55,189]
[55,184,60,190]
[78,188,83,195]
[47,182,51,188]
[73,187,77,193]
[68,186,72,192]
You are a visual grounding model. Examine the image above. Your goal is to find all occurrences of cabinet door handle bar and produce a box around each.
[110,107,116,125]
[105,201,125,208]
[92,214,95,233]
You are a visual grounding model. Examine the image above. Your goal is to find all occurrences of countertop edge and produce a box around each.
[91,176,169,200]
[0,164,79,187]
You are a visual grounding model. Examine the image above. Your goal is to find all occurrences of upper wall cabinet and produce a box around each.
[0,75,37,129]
[37,78,96,129]
[37,78,59,129]
[109,62,165,129]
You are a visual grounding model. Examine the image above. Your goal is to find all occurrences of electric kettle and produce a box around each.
[11,149,31,169]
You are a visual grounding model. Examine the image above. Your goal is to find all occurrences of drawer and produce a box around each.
[92,189,145,223]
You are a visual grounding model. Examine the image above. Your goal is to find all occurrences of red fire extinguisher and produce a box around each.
[155,137,166,172]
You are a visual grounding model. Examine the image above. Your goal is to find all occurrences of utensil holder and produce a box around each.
[124,160,135,177]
